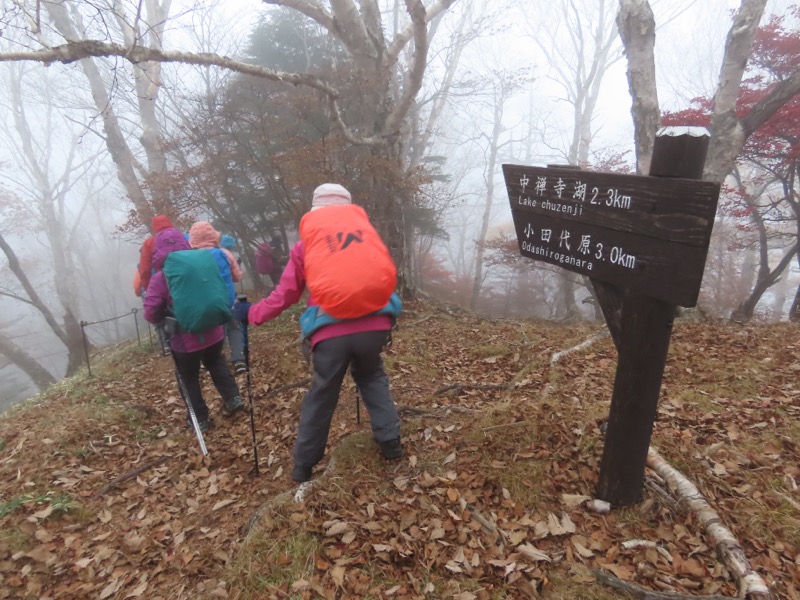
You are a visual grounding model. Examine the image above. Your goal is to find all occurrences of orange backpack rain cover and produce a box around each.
[299,204,396,319]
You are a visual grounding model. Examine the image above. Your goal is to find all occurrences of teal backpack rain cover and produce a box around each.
[162,249,232,333]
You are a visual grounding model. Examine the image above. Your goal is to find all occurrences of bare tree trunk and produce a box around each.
[112,0,171,176]
[789,271,800,320]
[703,0,768,183]
[469,80,506,311]
[44,1,166,222]
[0,236,68,347]
[7,70,91,375]
[0,334,57,391]
[616,0,659,174]
[731,243,797,322]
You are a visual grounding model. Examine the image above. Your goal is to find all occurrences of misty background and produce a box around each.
[0,0,797,409]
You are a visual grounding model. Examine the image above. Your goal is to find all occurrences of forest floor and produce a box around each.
[0,297,798,600]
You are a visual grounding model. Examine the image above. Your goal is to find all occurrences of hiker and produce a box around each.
[133,269,142,298]
[221,235,245,292]
[254,234,285,287]
[137,214,175,353]
[221,234,236,251]
[143,228,244,432]
[248,183,403,484]
[189,222,247,375]
[137,215,174,294]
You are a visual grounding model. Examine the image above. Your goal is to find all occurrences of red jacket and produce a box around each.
[138,215,174,292]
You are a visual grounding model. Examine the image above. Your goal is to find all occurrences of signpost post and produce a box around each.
[503,128,721,506]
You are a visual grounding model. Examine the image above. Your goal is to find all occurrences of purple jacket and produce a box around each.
[248,240,392,347]
[143,271,224,353]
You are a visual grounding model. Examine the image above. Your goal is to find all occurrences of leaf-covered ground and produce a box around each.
[0,299,798,599]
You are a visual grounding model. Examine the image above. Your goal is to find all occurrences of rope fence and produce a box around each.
[80,308,156,376]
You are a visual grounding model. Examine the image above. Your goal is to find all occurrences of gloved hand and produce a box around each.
[233,298,251,325]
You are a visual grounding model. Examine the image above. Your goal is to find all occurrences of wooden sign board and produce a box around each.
[503,164,721,307]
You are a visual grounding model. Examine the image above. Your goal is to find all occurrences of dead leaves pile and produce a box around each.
[0,303,798,599]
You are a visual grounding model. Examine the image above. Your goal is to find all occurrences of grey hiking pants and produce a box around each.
[293,330,400,470]
[225,316,245,363]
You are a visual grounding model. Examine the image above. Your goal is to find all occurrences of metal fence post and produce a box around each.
[132,308,141,344]
[80,320,92,377]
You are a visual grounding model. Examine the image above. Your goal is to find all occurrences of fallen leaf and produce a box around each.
[211,499,236,511]
[571,538,594,558]
[516,543,550,562]
[561,493,591,508]
[123,531,145,553]
[325,521,349,536]
[330,565,345,586]
[125,581,148,598]
[28,505,54,522]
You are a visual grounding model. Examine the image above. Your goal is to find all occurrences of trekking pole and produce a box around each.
[243,322,260,475]
[236,294,259,475]
[172,358,209,456]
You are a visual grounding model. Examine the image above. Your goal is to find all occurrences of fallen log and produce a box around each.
[646,447,771,599]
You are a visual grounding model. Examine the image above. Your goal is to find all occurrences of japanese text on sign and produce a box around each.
[517,174,633,217]
[503,163,721,307]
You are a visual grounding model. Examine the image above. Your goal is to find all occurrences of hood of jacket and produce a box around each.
[151,215,174,234]
[189,221,220,249]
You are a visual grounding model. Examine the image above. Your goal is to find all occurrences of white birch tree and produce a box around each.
[617,0,800,182]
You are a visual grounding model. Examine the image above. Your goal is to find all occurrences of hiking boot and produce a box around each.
[233,360,247,375]
[223,396,244,416]
[292,464,313,483]
[186,417,210,433]
[378,438,403,460]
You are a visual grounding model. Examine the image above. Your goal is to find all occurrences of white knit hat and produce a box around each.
[311,183,352,211]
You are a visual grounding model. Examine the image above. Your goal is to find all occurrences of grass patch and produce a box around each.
[0,491,78,519]
[470,343,509,358]
[229,507,319,599]
[0,526,30,554]
[330,430,385,475]
[671,388,720,412]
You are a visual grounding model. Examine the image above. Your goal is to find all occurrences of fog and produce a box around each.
[0,0,797,409]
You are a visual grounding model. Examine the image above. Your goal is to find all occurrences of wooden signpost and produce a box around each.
[503,129,721,506]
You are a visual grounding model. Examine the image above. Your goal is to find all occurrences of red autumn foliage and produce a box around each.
[662,6,800,170]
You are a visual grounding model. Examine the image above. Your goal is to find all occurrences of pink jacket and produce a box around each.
[248,241,392,347]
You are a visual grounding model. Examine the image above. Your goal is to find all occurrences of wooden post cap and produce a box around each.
[649,126,710,179]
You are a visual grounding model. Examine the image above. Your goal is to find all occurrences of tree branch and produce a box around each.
[0,233,69,346]
[261,0,338,40]
[741,67,800,137]
[385,0,458,67]
[0,289,37,307]
[0,40,340,97]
